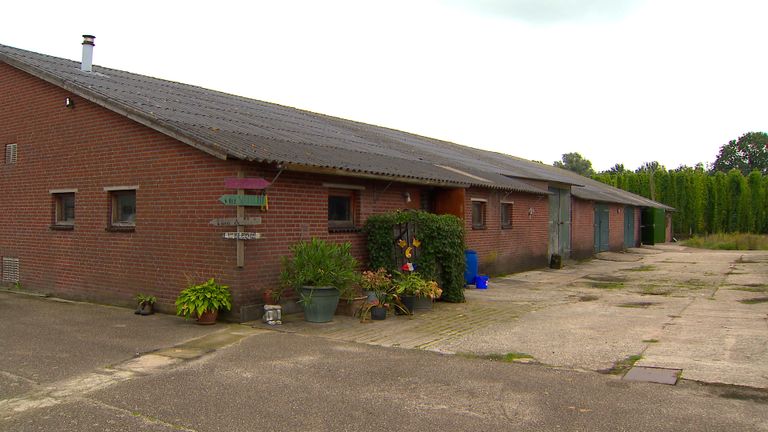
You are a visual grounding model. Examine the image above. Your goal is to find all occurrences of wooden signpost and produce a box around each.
[218,175,269,267]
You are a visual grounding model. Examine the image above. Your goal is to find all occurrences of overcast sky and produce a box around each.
[2,0,766,171]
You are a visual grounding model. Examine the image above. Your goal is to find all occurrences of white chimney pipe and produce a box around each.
[81,35,95,72]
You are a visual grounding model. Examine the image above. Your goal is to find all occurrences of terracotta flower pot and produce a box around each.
[196,309,218,325]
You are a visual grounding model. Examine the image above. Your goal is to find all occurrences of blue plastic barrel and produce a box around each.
[464,250,478,285]
[475,275,489,289]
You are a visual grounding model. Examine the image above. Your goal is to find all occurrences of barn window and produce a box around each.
[501,201,513,229]
[471,199,487,229]
[324,183,364,232]
[328,190,356,229]
[104,186,138,230]
[52,191,76,227]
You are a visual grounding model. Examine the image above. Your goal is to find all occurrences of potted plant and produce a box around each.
[335,285,368,317]
[359,279,410,322]
[175,278,232,325]
[393,272,428,314]
[360,268,392,302]
[134,293,156,316]
[280,238,359,323]
[413,280,442,311]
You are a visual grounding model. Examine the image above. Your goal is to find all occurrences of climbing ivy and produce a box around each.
[364,210,466,303]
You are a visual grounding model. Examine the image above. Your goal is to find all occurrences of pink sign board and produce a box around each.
[224,177,270,190]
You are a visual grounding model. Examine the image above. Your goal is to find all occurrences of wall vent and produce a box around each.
[5,144,17,164]
[1,257,20,283]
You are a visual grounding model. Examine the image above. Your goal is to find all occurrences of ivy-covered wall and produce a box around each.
[365,210,466,303]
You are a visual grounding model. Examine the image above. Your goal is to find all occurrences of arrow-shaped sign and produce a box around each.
[209,217,262,226]
[222,232,262,240]
[224,177,271,190]
[219,194,267,207]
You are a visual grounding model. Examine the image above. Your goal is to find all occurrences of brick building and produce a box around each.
[0,40,671,321]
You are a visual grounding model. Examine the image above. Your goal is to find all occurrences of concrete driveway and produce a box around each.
[1,289,767,431]
[271,245,768,389]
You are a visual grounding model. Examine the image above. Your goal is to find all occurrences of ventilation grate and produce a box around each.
[5,144,17,164]
[2,257,20,283]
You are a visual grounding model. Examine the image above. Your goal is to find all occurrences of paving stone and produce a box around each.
[624,366,681,385]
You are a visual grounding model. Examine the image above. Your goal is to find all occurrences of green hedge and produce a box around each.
[364,210,465,303]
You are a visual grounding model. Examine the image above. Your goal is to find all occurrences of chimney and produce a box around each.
[81,35,95,72]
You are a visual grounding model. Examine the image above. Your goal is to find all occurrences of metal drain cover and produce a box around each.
[623,366,681,385]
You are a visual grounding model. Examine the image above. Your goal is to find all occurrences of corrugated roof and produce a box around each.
[0,43,671,209]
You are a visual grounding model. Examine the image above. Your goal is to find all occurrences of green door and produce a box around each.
[548,187,571,259]
[641,207,666,245]
[624,206,635,248]
[594,204,610,252]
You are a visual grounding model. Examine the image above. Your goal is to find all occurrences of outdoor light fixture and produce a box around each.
[65,97,75,108]
[403,192,411,203]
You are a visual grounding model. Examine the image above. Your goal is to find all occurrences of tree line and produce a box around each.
[554,132,768,238]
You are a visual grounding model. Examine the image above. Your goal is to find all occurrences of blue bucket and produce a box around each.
[475,275,489,289]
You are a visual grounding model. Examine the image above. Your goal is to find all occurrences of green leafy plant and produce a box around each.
[175,278,232,319]
[358,287,409,322]
[280,238,359,296]
[135,293,156,306]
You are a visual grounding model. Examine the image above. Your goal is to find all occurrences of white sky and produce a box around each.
[2,0,766,171]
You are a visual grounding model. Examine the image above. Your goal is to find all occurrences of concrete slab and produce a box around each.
[86,332,768,432]
[624,366,681,385]
[2,398,182,432]
[0,291,222,385]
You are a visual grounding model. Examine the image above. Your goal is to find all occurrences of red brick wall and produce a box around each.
[571,198,594,259]
[608,204,625,251]
[0,62,241,312]
[464,187,549,275]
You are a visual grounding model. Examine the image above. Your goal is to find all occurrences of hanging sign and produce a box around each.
[209,217,262,226]
[223,232,262,240]
[224,177,270,190]
[219,194,268,207]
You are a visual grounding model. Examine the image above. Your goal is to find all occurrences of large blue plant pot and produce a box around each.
[300,286,340,323]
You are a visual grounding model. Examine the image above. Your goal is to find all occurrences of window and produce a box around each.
[5,144,17,164]
[471,199,486,229]
[112,190,136,225]
[54,193,76,225]
[104,186,138,229]
[328,190,355,229]
[501,202,513,229]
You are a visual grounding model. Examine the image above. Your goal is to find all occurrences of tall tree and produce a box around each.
[712,132,768,175]
[553,152,594,176]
